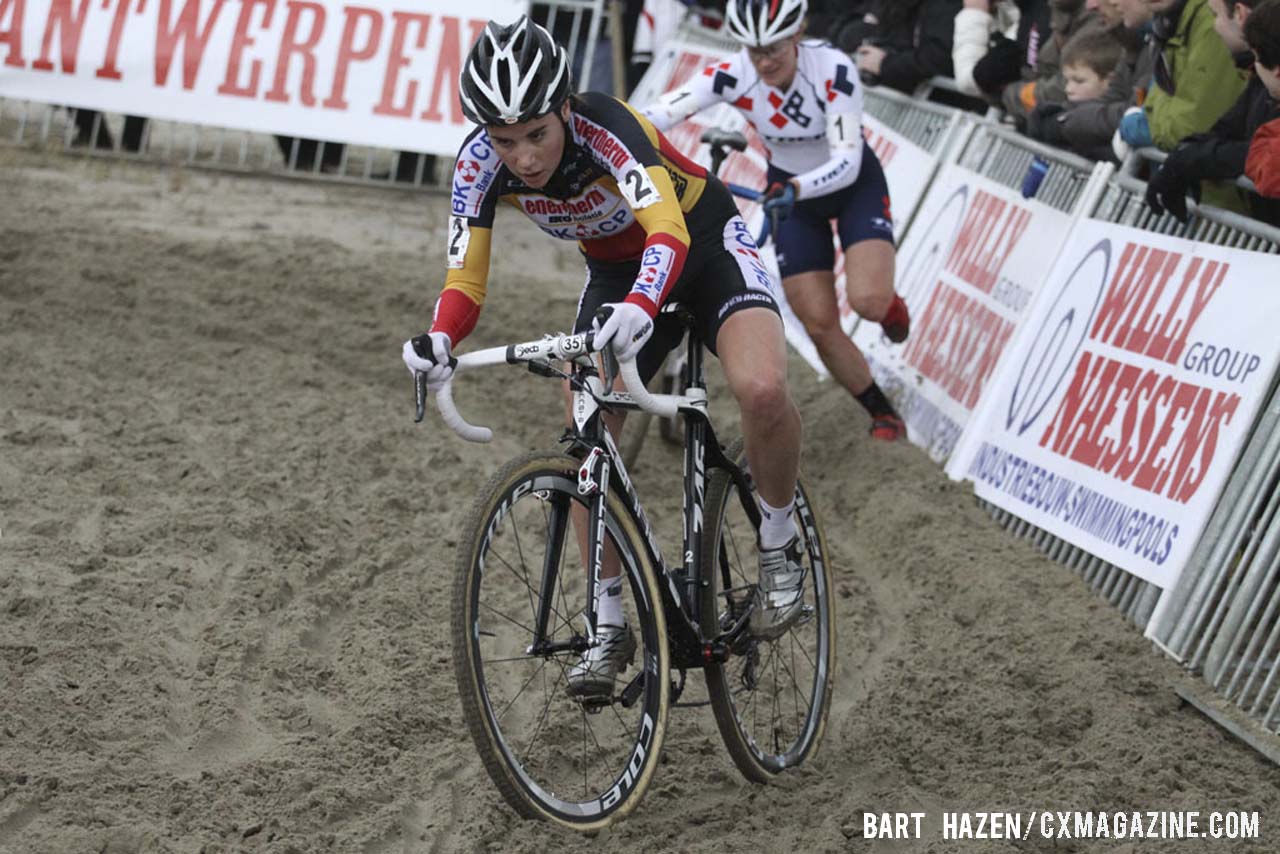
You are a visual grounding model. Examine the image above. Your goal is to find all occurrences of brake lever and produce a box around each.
[413,371,427,423]
[601,344,620,391]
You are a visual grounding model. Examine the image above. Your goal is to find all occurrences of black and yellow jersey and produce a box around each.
[433,92,725,345]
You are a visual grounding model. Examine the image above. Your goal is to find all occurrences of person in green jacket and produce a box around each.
[1119,0,1247,150]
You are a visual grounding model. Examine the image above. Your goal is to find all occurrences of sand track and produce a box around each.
[1,148,1278,854]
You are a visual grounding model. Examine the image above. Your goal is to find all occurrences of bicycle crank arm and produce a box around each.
[526,637,589,657]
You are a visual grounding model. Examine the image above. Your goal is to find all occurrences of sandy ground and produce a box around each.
[2,147,1279,854]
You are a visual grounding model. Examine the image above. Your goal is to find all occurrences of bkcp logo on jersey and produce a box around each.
[452,134,497,216]
[634,244,674,303]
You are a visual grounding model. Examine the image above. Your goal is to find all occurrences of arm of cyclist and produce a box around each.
[639,56,739,132]
[785,109,864,200]
[404,131,499,382]
[587,98,694,359]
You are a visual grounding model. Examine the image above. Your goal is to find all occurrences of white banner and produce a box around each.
[849,162,1076,463]
[0,0,526,155]
[958,220,1280,588]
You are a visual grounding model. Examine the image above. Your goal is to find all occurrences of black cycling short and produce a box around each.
[767,139,895,279]
[573,192,781,384]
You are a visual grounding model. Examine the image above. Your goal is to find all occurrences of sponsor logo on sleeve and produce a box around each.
[633,244,676,304]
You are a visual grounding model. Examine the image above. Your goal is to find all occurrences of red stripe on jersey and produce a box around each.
[429,288,482,344]
[656,130,708,179]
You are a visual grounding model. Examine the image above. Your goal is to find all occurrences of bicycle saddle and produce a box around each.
[700,128,748,152]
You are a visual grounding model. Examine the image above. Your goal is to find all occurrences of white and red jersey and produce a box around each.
[641,40,865,199]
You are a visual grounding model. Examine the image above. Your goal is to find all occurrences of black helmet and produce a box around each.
[459,16,571,126]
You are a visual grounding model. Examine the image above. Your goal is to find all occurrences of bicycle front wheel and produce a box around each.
[700,440,835,782]
[452,451,670,830]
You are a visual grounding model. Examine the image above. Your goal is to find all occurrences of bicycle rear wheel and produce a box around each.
[700,440,835,782]
[452,451,670,829]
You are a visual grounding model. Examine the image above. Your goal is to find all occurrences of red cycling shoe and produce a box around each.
[881,295,910,344]
[870,414,907,442]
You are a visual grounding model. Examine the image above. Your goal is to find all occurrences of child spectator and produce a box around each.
[1243,1,1280,212]
[1027,28,1125,156]
[1144,0,1279,222]
[998,0,1105,126]
[1062,27,1126,100]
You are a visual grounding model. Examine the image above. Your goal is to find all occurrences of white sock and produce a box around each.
[595,576,625,627]
[758,496,797,550]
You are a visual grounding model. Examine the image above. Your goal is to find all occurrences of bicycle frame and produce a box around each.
[564,328,761,672]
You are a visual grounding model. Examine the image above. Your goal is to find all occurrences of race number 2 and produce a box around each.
[446,216,471,269]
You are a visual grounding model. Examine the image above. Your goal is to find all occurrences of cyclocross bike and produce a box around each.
[413,309,834,830]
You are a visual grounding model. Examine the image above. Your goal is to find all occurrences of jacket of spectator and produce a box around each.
[1158,76,1280,222]
[1246,118,1280,199]
[869,0,965,94]
[1142,0,1247,149]
[1000,1,1103,122]
[953,1,1021,95]
[809,0,874,46]
[968,0,1051,99]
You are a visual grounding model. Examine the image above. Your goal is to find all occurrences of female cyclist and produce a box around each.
[641,0,910,440]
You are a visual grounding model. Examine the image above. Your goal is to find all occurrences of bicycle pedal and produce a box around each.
[796,604,815,627]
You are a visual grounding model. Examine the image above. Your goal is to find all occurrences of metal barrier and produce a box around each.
[0,98,444,188]
[1095,173,1280,252]
[1127,175,1280,736]
[864,85,965,158]
[955,121,1099,214]
[1122,146,1261,195]
[914,74,1003,120]
[538,0,608,92]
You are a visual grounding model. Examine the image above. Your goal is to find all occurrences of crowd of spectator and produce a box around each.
[641,0,1280,227]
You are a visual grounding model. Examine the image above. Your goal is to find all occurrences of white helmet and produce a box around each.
[724,0,808,48]
[460,16,571,126]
